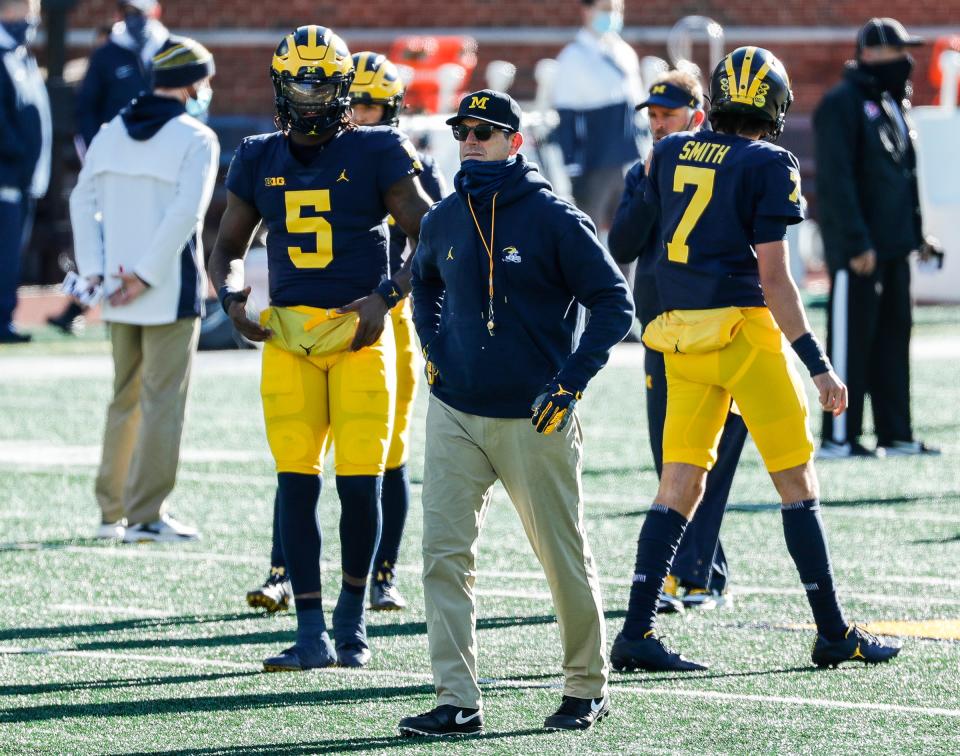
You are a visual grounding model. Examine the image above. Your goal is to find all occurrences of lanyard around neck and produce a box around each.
[467,192,499,333]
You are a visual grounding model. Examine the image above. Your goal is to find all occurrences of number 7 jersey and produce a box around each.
[226,125,421,309]
[647,130,804,311]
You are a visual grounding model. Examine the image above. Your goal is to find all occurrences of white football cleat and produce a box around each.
[123,513,200,543]
[95,520,126,540]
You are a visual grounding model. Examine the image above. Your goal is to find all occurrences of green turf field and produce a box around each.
[1,307,959,754]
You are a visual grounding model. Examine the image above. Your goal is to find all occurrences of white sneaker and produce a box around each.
[96,520,126,540]
[123,513,200,543]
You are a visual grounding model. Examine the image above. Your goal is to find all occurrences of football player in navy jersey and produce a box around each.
[610,47,903,672]
[209,25,433,671]
[348,51,447,610]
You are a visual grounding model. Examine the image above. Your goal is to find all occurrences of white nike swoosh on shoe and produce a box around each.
[454,710,481,725]
[590,698,606,714]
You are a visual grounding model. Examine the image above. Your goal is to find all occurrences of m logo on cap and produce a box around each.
[469,96,490,110]
[652,84,666,94]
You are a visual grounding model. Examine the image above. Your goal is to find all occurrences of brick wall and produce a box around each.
[61,1,951,116]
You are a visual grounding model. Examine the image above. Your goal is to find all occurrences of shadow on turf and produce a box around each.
[120,728,550,755]
[0,670,258,697]
[0,683,436,724]
[595,491,960,520]
[0,612,258,643]
[912,532,960,544]
[0,538,105,551]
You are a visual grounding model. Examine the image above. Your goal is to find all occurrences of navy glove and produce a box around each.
[531,380,582,435]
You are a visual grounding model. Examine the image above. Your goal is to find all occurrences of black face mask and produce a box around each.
[861,55,914,100]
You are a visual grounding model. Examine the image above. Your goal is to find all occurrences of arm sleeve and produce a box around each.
[69,137,105,279]
[410,212,445,349]
[813,94,873,259]
[755,150,805,224]
[134,132,220,286]
[378,133,422,194]
[74,50,107,150]
[555,214,635,392]
[608,163,658,264]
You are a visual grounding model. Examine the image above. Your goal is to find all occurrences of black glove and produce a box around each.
[531,380,582,435]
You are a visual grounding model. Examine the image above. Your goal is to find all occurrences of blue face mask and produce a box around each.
[124,12,148,44]
[186,84,213,119]
[591,10,623,35]
[459,157,517,205]
[2,19,36,47]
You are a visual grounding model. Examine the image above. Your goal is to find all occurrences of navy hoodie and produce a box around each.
[412,155,634,418]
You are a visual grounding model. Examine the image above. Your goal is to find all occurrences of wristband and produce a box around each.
[218,285,248,315]
[791,332,832,377]
[375,278,404,309]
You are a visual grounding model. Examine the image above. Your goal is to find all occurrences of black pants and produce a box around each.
[822,258,913,447]
[645,346,748,592]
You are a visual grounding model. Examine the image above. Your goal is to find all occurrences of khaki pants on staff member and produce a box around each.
[95,317,200,525]
[421,394,609,710]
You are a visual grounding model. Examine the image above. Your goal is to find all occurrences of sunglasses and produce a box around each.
[452,124,513,142]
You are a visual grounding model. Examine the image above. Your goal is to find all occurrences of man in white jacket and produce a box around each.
[70,36,219,542]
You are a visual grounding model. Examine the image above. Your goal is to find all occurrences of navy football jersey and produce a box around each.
[647,130,804,311]
[388,152,445,274]
[226,125,421,308]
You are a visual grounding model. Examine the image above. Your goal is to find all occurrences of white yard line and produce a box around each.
[1,646,957,719]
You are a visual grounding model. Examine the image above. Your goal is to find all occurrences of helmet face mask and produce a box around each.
[349,52,405,126]
[709,46,793,141]
[271,26,355,136]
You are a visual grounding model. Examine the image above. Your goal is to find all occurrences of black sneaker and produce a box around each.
[812,625,903,668]
[246,567,293,613]
[610,631,708,672]
[543,695,610,731]
[816,441,883,459]
[0,327,31,344]
[398,704,483,737]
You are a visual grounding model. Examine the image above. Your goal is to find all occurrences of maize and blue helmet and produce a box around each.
[709,46,793,140]
[349,52,405,126]
[271,25,354,135]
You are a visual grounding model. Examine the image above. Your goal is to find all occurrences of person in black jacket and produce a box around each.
[399,90,632,737]
[0,0,50,343]
[75,0,169,154]
[609,71,748,613]
[815,17,942,458]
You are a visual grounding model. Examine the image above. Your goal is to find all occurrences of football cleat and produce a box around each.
[263,633,337,672]
[682,587,732,611]
[816,441,882,459]
[812,625,903,668]
[122,513,199,543]
[246,567,292,613]
[878,440,941,457]
[332,593,371,667]
[610,631,709,672]
[95,519,126,540]
[543,695,610,731]
[370,579,407,611]
[657,574,685,614]
[398,705,483,737]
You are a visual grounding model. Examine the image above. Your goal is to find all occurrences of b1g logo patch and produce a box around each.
[265,176,286,187]
[864,101,882,120]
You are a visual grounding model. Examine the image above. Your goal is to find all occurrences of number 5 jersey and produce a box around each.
[226,125,421,309]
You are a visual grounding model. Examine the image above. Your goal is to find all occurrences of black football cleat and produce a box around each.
[398,704,483,737]
[262,634,337,672]
[370,579,407,611]
[610,631,709,672]
[812,625,903,668]
[246,567,292,613]
[543,695,610,731]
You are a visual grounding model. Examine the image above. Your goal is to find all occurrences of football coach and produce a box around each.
[399,90,633,738]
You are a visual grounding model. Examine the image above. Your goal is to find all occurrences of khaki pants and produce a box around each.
[422,395,608,709]
[95,318,199,525]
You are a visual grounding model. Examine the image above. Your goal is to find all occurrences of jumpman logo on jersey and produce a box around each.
[446,247,454,261]
[337,169,349,183]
